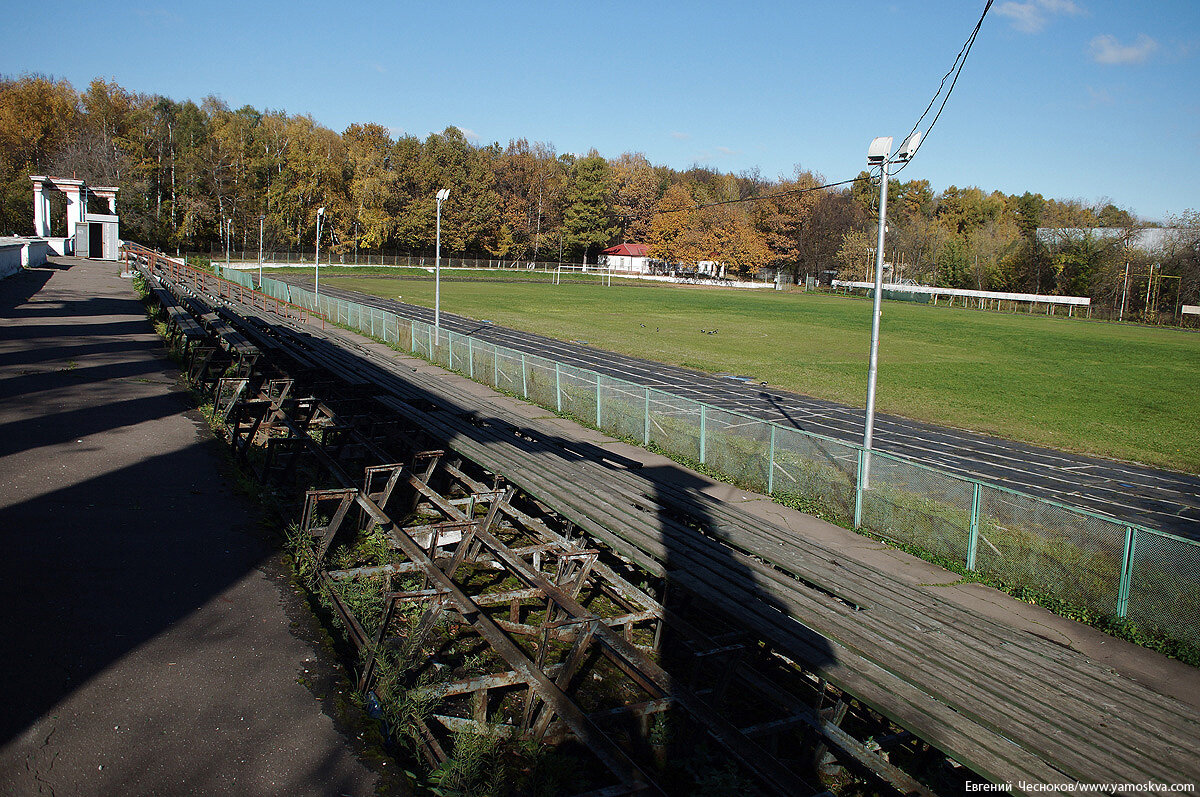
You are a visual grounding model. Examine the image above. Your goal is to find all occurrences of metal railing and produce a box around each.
[218,263,1200,648]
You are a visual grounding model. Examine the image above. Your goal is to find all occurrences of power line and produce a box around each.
[618,1,994,221]
[892,0,994,176]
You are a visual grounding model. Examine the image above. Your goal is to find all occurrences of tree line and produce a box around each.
[2,74,1196,311]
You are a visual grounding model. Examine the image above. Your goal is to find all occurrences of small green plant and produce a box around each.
[427,730,505,796]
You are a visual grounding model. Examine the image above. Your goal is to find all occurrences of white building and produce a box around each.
[600,243,651,273]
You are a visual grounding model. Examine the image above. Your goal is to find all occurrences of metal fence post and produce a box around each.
[643,387,650,446]
[1117,526,1137,618]
[966,482,981,571]
[555,362,562,413]
[768,425,776,495]
[521,353,528,397]
[699,404,707,464]
[449,332,454,371]
[854,448,865,529]
[596,377,602,428]
[468,336,474,378]
[410,320,416,352]
[493,344,499,388]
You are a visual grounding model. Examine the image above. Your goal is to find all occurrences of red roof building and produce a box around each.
[602,243,649,258]
[599,243,651,274]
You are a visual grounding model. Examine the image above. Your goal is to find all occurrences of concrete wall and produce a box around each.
[21,239,50,267]
[0,242,22,279]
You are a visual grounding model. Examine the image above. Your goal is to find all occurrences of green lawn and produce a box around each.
[323,274,1200,474]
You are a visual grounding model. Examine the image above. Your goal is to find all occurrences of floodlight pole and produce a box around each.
[315,206,325,297]
[258,214,265,287]
[862,157,889,489]
[860,130,918,489]
[435,188,449,344]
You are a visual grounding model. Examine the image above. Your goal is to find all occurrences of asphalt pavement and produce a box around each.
[0,259,379,796]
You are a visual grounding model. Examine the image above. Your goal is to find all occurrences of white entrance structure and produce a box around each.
[30,176,120,260]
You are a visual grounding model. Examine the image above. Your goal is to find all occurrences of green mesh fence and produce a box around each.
[1126,530,1200,647]
[226,273,1200,648]
[493,347,524,394]
[599,376,649,445]
[646,388,702,464]
[859,454,973,565]
[770,426,858,524]
[976,484,1124,619]
[703,406,772,491]
[557,363,599,425]
[523,357,559,409]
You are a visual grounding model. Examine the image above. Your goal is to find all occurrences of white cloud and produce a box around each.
[458,127,481,143]
[670,131,691,141]
[715,146,738,156]
[1090,33,1159,65]
[995,0,1081,34]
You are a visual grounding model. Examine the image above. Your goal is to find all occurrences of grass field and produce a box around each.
[319,273,1200,474]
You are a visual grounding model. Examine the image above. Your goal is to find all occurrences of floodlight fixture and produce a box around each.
[897,130,922,162]
[867,136,893,165]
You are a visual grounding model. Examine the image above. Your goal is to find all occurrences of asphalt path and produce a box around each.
[297,278,1200,539]
[0,260,378,795]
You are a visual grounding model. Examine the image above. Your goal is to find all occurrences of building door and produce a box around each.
[89,223,103,259]
[75,222,89,257]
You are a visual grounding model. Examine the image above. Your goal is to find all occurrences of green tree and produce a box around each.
[936,236,970,288]
[562,153,616,259]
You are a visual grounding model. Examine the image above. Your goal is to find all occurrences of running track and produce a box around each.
[295,278,1200,539]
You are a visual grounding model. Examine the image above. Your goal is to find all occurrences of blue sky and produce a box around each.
[5,1,1197,221]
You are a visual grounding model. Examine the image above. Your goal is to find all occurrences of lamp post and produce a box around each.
[258,214,265,287]
[435,188,450,343]
[315,206,325,296]
[862,131,920,489]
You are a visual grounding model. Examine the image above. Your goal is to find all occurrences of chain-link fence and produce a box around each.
[222,265,1200,648]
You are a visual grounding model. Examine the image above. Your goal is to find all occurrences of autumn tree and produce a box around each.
[609,152,661,243]
[753,169,822,278]
[0,75,81,234]
[344,122,396,253]
[647,184,699,264]
[492,139,565,259]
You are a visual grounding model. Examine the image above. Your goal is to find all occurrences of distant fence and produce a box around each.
[196,250,768,280]
[200,250,600,271]
[833,280,1092,317]
[218,263,1200,648]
